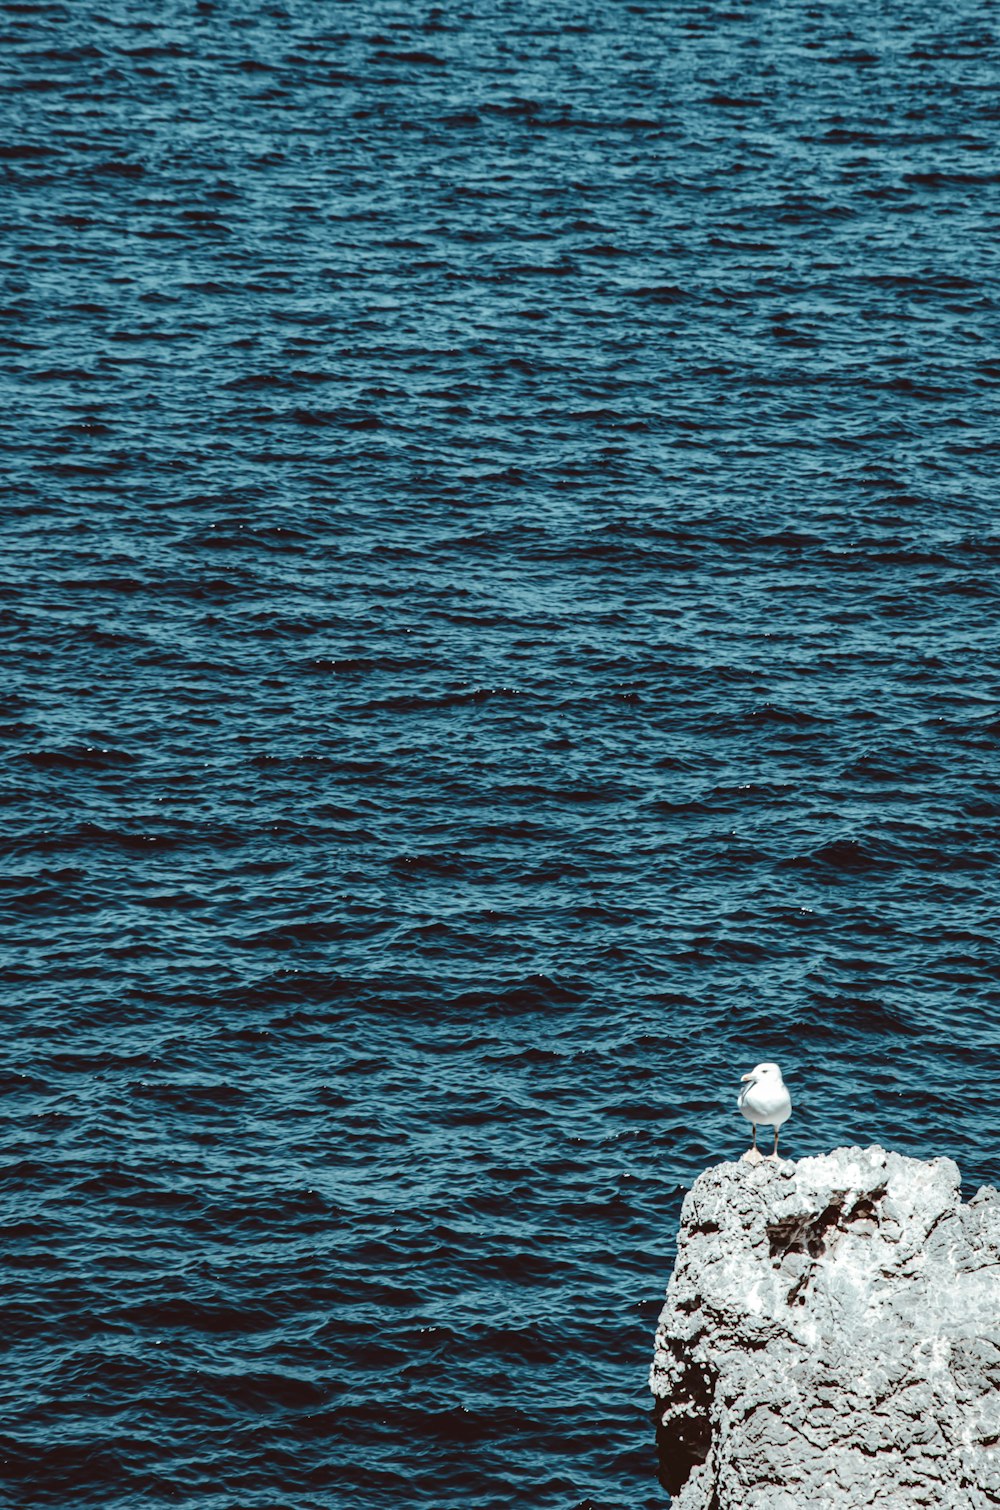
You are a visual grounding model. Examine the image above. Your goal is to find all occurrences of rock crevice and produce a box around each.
[650,1147,1000,1509]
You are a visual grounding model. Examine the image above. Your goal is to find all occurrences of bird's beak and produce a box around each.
[741,1074,752,1082]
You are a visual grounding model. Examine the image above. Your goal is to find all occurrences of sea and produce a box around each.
[2,0,999,1506]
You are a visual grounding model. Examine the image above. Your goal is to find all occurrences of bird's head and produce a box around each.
[741,1061,782,1084]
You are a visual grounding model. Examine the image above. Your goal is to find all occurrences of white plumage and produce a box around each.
[738,1061,791,1159]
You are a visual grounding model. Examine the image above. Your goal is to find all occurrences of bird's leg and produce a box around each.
[743,1123,763,1163]
[771,1127,780,1160]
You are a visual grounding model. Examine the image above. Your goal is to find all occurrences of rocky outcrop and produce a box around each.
[650,1147,1000,1509]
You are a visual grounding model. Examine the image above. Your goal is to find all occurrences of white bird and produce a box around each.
[738,1062,791,1160]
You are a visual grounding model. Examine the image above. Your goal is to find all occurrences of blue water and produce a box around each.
[2,1,999,1505]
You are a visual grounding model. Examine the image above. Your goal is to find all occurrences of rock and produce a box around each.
[649,1147,1000,1509]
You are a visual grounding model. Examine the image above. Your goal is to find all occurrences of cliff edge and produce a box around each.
[650,1147,1000,1509]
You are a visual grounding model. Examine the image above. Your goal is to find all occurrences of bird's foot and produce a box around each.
[742,1147,764,1165]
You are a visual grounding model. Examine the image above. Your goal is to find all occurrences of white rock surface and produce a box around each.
[650,1147,1000,1508]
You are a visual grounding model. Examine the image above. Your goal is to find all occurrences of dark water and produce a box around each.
[2,0,999,1505]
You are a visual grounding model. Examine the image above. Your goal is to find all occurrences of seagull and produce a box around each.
[738,1062,791,1160]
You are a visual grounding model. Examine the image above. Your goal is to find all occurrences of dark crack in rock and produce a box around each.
[650,1147,1000,1509]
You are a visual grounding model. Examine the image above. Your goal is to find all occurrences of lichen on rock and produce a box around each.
[650,1147,1000,1508]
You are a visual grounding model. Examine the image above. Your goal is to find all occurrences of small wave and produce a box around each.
[372,48,447,66]
[234,920,361,948]
[363,686,525,714]
[130,1079,249,1111]
[781,838,890,874]
[18,743,139,770]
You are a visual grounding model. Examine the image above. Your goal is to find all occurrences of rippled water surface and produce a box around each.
[2,0,999,1505]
